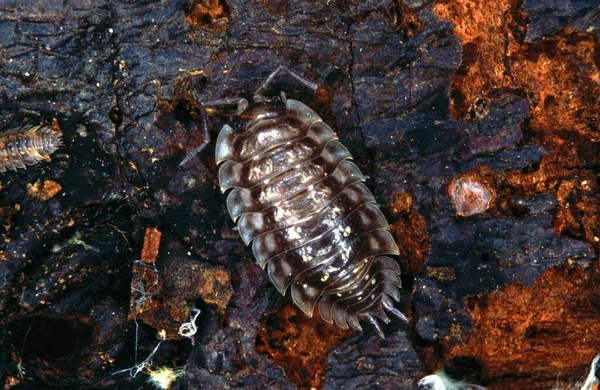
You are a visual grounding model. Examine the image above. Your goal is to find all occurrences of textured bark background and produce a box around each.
[0,0,598,389]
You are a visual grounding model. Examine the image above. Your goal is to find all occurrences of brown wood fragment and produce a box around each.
[184,0,230,28]
[141,227,162,264]
[26,180,62,201]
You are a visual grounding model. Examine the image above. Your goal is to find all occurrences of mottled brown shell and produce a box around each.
[215,99,404,336]
[0,125,62,173]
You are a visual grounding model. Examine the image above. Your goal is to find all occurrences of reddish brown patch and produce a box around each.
[141,227,162,264]
[26,180,62,201]
[443,265,600,388]
[434,0,600,139]
[390,192,431,273]
[255,305,352,389]
[387,0,423,38]
[185,0,231,29]
[495,151,600,251]
[186,266,233,311]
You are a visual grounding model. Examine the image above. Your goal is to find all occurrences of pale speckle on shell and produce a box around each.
[0,125,63,173]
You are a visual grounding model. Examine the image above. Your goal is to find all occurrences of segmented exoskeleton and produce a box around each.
[0,125,62,173]
[181,66,406,337]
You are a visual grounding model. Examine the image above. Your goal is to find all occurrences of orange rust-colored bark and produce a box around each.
[434,0,600,141]
[256,305,352,389]
[141,227,162,264]
[431,1,600,384]
[185,0,230,28]
[390,192,430,274]
[26,180,62,201]
[434,0,600,253]
[494,149,600,250]
[443,265,600,388]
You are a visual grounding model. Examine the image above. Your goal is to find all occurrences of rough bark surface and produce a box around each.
[0,0,598,389]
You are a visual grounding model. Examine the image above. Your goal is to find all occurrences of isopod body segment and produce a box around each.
[0,125,62,173]
[185,66,407,337]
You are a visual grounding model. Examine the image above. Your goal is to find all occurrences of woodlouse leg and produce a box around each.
[253,65,318,100]
[179,97,249,167]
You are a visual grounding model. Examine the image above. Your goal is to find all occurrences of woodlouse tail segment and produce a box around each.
[316,256,406,338]
[358,312,385,339]
[381,294,408,323]
[0,125,62,173]
[178,97,249,167]
[354,294,407,339]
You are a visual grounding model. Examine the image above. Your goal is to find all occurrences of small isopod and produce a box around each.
[182,66,407,337]
[0,125,62,173]
[448,175,492,217]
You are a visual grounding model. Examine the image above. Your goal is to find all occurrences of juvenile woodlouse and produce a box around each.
[448,175,492,217]
[0,125,62,173]
[182,66,406,337]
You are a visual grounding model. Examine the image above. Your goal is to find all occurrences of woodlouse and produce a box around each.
[0,125,62,173]
[182,66,406,337]
[448,175,492,217]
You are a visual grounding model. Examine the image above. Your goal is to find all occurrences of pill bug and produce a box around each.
[448,175,492,217]
[0,124,62,173]
[182,66,406,337]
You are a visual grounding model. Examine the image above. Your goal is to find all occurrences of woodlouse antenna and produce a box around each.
[253,65,318,102]
[178,97,249,167]
[180,66,316,167]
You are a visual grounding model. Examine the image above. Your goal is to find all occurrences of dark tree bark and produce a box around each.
[0,0,598,389]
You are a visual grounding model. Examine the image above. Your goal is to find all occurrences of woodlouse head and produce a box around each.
[235,101,286,130]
